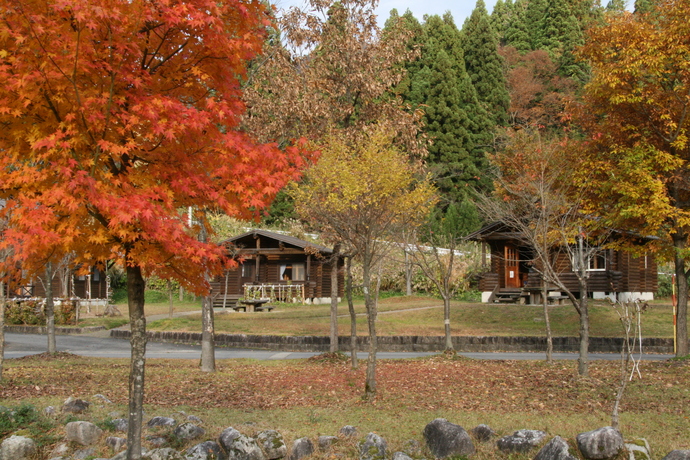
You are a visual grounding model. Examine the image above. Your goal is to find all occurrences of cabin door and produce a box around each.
[505,244,521,288]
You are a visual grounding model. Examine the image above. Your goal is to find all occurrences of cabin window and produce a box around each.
[241,263,254,278]
[280,263,305,281]
[92,267,100,282]
[588,251,607,271]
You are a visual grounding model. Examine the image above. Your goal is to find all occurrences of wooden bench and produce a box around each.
[547,295,569,305]
[234,298,271,312]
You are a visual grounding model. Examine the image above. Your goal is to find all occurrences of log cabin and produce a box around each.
[468,222,657,304]
[210,229,344,308]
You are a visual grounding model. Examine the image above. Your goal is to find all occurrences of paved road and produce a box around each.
[3,333,673,361]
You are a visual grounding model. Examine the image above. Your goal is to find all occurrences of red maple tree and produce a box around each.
[0,0,310,456]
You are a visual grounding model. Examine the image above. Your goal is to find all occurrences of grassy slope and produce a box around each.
[136,295,684,339]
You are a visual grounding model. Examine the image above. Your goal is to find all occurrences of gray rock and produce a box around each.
[225,433,266,460]
[423,418,475,459]
[73,447,96,459]
[148,416,177,428]
[112,418,129,432]
[144,447,185,460]
[173,422,205,441]
[576,427,624,460]
[0,435,37,460]
[93,394,113,404]
[218,427,242,452]
[106,437,128,452]
[471,424,497,442]
[625,438,651,460]
[318,435,338,451]
[402,439,422,457]
[497,429,547,453]
[534,436,578,460]
[62,397,90,414]
[147,436,168,447]
[257,430,288,459]
[288,437,313,460]
[340,425,358,437]
[661,451,690,460]
[359,433,387,460]
[65,421,103,446]
[392,453,414,460]
[186,441,226,460]
[50,442,70,458]
[187,415,203,424]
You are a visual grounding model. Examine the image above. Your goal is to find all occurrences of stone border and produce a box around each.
[109,329,676,354]
[4,325,106,335]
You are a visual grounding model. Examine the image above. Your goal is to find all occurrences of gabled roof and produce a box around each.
[220,229,333,254]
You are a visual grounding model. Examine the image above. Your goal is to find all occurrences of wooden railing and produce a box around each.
[243,284,305,304]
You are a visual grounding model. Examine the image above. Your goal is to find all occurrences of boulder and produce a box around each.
[147,436,168,447]
[401,439,422,458]
[288,437,313,460]
[73,447,96,459]
[218,427,242,452]
[392,453,414,460]
[0,435,37,460]
[148,416,177,428]
[187,415,203,424]
[106,436,128,452]
[576,427,624,460]
[93,394,113,404]
[497,429,547,453]
[65,421,103,446]
[173,422,205,441]
[340,425,358,437]
[112,418,129,432]
[359,433,387,460]
[662,451,690,460]
[625,438,652,460]
[186,441,226,460]
[224,433,266,460]
[257,430,287,460]
[534,436,578,460]
[62,397,90,414]
[144,448,185,460]
[471,424,497,443]
[318,436,338,451]
[423,418,475,459]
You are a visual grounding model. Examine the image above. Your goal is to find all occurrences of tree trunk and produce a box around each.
[0,281,5,381]
[45,262,56,354]
[673,233,689,356]
[443,295,453,351]
[200,293,216,372]
[363,256,377,399]
[542,279,553,363]
[179,285,184,302]
[405,249,412,296]
[167,280,174,319]
[346,256,358,369]
[126,265,147,460]
[330,245,340,353]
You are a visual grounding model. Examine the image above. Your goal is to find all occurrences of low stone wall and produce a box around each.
[109,329,676,354]
[5,325,106,335]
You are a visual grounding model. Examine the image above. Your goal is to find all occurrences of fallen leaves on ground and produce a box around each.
[1,353,688,418]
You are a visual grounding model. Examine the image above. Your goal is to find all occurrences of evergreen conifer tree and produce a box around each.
[490,0,514,44]
[462,0,510,127]
[504,0,532,52]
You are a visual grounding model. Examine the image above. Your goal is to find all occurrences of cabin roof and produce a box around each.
[220,229,333,254]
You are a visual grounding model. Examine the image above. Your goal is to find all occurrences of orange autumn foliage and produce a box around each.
[0,0,311,291]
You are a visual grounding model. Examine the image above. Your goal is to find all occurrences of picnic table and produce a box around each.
[233,298,273,312]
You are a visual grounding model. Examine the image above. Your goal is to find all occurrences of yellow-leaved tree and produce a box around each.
[291,126,436,399]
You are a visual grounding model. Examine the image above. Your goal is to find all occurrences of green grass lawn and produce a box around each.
[116,294,688,339]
